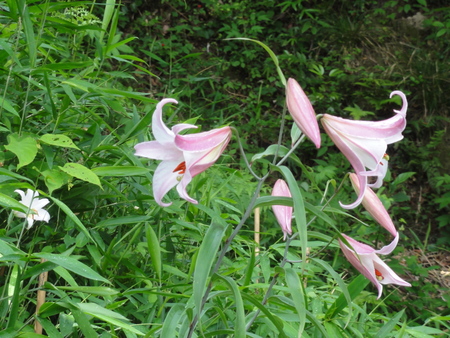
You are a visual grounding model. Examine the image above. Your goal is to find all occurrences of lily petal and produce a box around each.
[152,160,186,207]
[152,98,178,144]
[134,141,182,161]
[340,233,411,299]
[135,99,232,206]
[14,189,51,229]
[321,91,408,209]
[349,172,397,237]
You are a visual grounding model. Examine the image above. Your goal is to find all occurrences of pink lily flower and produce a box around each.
[349,173,397,237]
[286,78,321,148]
[134,98,232,207]
[14,189,51,229]
[321,91,408,209]
[339,233,411,299]
[271,179,293,240]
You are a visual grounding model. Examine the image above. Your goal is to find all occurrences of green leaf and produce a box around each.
[40,134,80,150]
[227,38,286,86]
[0,97,19,117]
[392,172,415,186]
[59,163,101,188]
[34,253,109,283]
[146,224,162,282]
[215,275,246,338]
[325,274,369,319]
[376,309,405,337]
[277,166,308,272]
[0,192,29,213]
[241,293,287,337]
[160,304,185,338]
[97,215,151,228]
[78,303,144,335]
[193,222,227,317]
[5,133,38,169]
[311,258,353,325]
[17,0,36,67]
[251,144,293,163]
[92,166,150,177]
[42,168,71,194]
[57,286,119,296]
[285,268,306,334]
[43,193,95,245]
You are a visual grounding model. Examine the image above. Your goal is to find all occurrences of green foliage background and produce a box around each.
[0,0,448,336]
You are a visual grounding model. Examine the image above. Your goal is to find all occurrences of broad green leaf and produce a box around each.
[253,195,292,209]
[57,286,119,296]
[40,134,80,150]
[5,133,38,169]
[7,264,21,329]
[17,0,36,67]
[215,275,245,338]
[77,303,144,335]
[59,163,101,188]
[146,224,162,282]
[42,168,71,194]
[35,318,64,338]
[376,309,405,337]
[193,222,227,318]
[160,304,185,338]
[97,215,151,228]
[0,192,29,213]
[34,253,109,283]
[72,308,98,337]
[0,97,19,117]
[92,166,150,177]
[285,268,306,334]
[325,274,369,319]
[241,293,287,337]
[251,144,298,163]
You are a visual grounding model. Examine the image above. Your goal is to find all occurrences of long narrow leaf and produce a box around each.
[160,304,185,337]
[285,268,306,335]
[277,166,308,273]
[35,253,109,283]
[325,274,369,319]
[215,275,246,338]
[193,222,227,318]
[376,309,405,338]
[146,224,162,282]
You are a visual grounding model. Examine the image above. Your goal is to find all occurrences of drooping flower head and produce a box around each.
[14,189,50,229]
[321,91,407,209]
[286,78,321,148]
[339,233,411,299]
[271,179,293,240]
[349,173,397,237]
[134,98,232,207]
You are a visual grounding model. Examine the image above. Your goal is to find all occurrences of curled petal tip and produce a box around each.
[389,91,408,117]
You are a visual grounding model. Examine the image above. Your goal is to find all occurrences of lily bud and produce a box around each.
[286,78,321,148]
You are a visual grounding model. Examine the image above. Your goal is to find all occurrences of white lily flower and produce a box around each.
[14,189,51,229]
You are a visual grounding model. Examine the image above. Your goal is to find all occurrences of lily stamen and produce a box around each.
[375,269,384,281]
[173,161,186,174]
